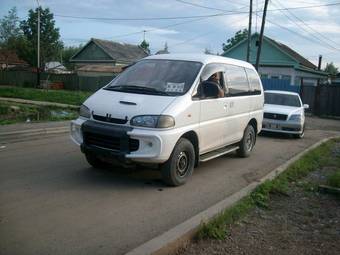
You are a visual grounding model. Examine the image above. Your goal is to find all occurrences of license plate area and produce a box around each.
[268,123,281,130]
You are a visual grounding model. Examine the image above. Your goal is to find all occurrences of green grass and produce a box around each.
[197,139,339,240]
[327,170,340,188]
[0,101,78,125]
[0,87,92,106]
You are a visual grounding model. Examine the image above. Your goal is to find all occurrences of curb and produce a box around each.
[0,126,69,143]
[0,97,79,109]
[125,135,340,255]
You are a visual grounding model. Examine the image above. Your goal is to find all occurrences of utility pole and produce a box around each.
[36,0,41,88]
[246,0,253,62]
[255,0,269,71]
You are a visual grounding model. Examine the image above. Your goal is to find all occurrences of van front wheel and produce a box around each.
[237,125,256,158]
[161,138,195,186]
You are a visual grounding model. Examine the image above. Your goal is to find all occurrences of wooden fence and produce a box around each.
[0,70,114,92]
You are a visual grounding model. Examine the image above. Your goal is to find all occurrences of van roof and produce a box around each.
[265,90,300,96]
[144,53,255,69]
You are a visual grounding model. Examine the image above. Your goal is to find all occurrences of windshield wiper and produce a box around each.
[105,85,170,96]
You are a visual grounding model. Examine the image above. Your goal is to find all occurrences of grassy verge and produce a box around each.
[327,170,340,188]
[0,87,92,106]
[0,101,78,125]
[197,139,339,240]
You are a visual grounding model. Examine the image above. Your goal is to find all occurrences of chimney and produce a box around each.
[318,55,322,70]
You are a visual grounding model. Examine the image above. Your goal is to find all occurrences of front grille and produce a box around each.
[84,132,139,152]
[264,112,287,120]
[93,114,128,124]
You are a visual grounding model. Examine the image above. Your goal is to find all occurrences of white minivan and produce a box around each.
[71,54,264,186]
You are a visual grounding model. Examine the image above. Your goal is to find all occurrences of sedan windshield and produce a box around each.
[265,92,301,107]
[105,59,202,96]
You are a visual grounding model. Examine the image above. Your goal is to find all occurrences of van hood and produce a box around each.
[84,89,177,120]
[264,104,302,115]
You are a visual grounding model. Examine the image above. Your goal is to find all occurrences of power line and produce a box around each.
[174,0,249,12]
[53,2,340,21]
[274,0,340,49]
[54,12,241,21]
[270,0,340,52]
[260,14,340,52]
[168,14,249,49]
[101,16,210,40]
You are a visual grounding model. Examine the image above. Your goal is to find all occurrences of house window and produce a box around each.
[270,75,280,79]
[260,74,268,79]
[282,75,291,81]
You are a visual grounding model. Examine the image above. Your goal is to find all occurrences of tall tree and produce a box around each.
[0,7,31,69]
[20,7,63,67]
[0,7,21,47]
[139,39,150,54]
[61,45,82,70]
[324,62,339,76]
[222,29,248,52]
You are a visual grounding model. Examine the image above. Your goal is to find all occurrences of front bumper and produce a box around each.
[262,118,304,134]
[70,118,181,164]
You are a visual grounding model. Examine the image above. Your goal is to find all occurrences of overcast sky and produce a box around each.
[1,0,340,68]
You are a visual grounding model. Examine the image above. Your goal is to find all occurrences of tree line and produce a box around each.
[0,7,82,70]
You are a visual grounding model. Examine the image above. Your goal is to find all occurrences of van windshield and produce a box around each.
[105,59,202,96]
[265,92,301,107]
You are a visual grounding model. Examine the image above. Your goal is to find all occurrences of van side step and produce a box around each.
[199,145,239,162]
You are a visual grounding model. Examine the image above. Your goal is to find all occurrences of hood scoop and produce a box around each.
[119,100,137,105]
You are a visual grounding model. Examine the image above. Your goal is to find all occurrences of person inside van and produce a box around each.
[206,72,224,98]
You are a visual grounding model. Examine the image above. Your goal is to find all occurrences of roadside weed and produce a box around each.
[197,139,338,240]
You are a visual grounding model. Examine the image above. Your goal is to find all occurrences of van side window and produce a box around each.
[245,68,262,95]
[197,63,226,99]
[225,65,250,96]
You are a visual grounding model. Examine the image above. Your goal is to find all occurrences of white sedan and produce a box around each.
[262,90,309,138]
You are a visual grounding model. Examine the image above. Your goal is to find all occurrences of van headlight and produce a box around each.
[130,115,175,128]
[79,104,91,118]
[289,114,302,122]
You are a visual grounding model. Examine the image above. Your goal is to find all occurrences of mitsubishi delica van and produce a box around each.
[70,54,264,186]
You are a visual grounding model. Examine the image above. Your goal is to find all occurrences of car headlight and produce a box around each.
[130,115,175,128]
[289,114,302,121]
[79,104,91,118]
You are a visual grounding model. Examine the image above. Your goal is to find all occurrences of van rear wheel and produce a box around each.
[161,138,195,186]
[237,124,256,158]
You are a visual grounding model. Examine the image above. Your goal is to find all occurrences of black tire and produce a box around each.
[237,124,256,158]
[85,153,109,169]
[161,138,195,186]
[293,124,305,139]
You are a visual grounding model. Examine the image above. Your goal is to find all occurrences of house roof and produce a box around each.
[264,36,317,70]
[71,38,149,64]
[222,34,318,70]
[0,50,27,65]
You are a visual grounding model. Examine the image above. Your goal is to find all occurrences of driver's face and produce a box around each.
[211,73,219,82]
